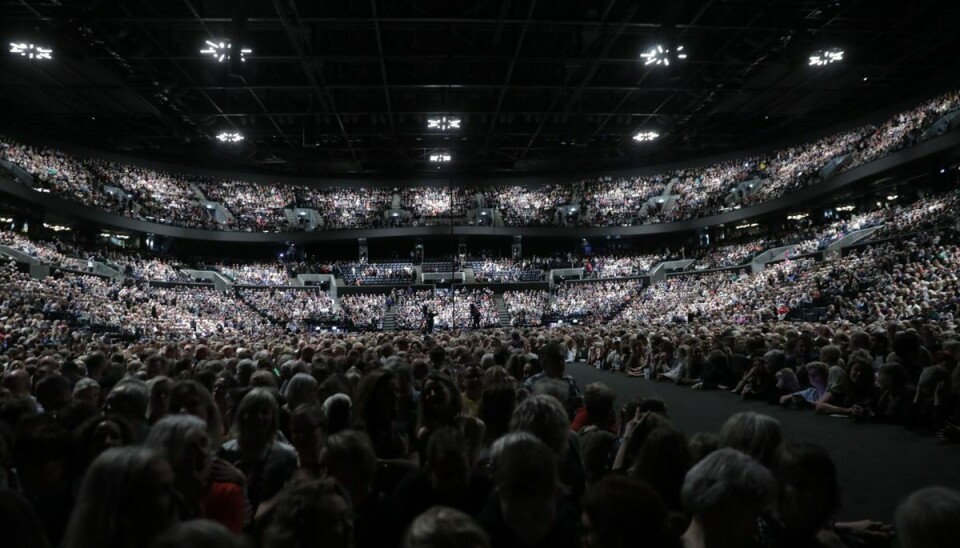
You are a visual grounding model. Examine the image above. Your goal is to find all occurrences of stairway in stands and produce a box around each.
[382,304,397,331]
[494,295,511,327]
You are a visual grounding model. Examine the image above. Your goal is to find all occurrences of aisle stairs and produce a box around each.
[494,295,511,327]
[382,305,397,331]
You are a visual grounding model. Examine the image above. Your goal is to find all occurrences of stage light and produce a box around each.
[427,116,461,130]
[429,152,451,163]
[809,48,844,66]
[9,42,52,60]
[787,213,809,220]
[640,44,686,66]
[633,131,660,142]
[200,40,251,63]
[216,131,244,142]
[886,195,898,201]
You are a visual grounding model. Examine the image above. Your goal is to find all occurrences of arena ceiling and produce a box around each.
[1,0,959,177]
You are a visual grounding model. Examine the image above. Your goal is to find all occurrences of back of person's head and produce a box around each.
[283,373,319,409]
[719,411,782,467]
[509,394,569,457]
[262,479,353,548]
[0,488,51,548]
[538,341,565,376]
[35,373,72,414]
[490,433,558,499]
[104,378,150,423]
[688,431,719,464]
[895,486,960,548]
[629,426,692,511]
[680,448,776,531]
[63,446,177,548]
[168,380,224,444]
[322,429,378,491]
[581,475,681,548]
[583,382,616,428]
[772,441,841,534]
[149,519,249,548]
[403,506,490,548]
[145,415,210,484]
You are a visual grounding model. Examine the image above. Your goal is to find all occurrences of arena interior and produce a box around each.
[3,2,960,548]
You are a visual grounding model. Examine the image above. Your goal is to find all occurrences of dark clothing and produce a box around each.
[478,494,580,548]
[392,468,493,524]
[355,491,405,548]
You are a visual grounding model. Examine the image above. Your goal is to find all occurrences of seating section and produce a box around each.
[3,90,957,233]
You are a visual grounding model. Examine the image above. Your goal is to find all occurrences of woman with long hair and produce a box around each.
[62,447,180,548]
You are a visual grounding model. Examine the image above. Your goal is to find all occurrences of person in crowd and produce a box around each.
[580,475,683,548]
[894,486,960,548]
[61,447,181,548]
[403,506,491,548]
[478,433,579,548]
[146,415,246,533]
[718,412,782,468]
[679,448,777,548]
[149,519,250,548]
[218,388,297,517]
[261,479,354,548]
[320,430,405,548]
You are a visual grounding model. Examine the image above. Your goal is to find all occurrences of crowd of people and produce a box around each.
[393,288,500,331]
[3,89,958,234]
[338,294,388,330]
[503,290,551,326]
[551,280,642,322]
[239,288,339,330]
[470,259,545,282]
[217,263,291,286]
[2,251,959,548]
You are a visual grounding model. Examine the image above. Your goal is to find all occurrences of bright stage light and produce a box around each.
[427,116,461,130]
[633,131,660,142]
[641,44,686,66]
[429,153,452,163]
[809,48,844,66]
[200,41,251,63]
[216,131,244,142]
[10,42,52,60]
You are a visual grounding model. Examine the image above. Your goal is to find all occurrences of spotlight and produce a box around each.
[9,42,52,60]
[633,131,660,142]
[429,152,451,163]
[427,116,461,131]
[640,44,686,66]
[216,131,244,142]
[200,40,251,63]
[809,48,844,66]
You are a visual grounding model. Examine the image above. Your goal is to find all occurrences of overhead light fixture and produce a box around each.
[787,213,809,220]
[429,152,451,163]
[835,205,855,212]
[640,44,686,66]
[886,195,898,201]
[427,116,461,131]
[200,40,251,63]
[633,131,660,142]
[216,131,244,142]
[809,48,844,66]
[10,42,52,60]
[735,222,759,230]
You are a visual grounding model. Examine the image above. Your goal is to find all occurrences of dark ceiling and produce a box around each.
[1,0,959,177]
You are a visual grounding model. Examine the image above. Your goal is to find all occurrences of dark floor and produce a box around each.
[567,362,960,523]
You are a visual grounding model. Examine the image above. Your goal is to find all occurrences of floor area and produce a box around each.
[567,362,960,522]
